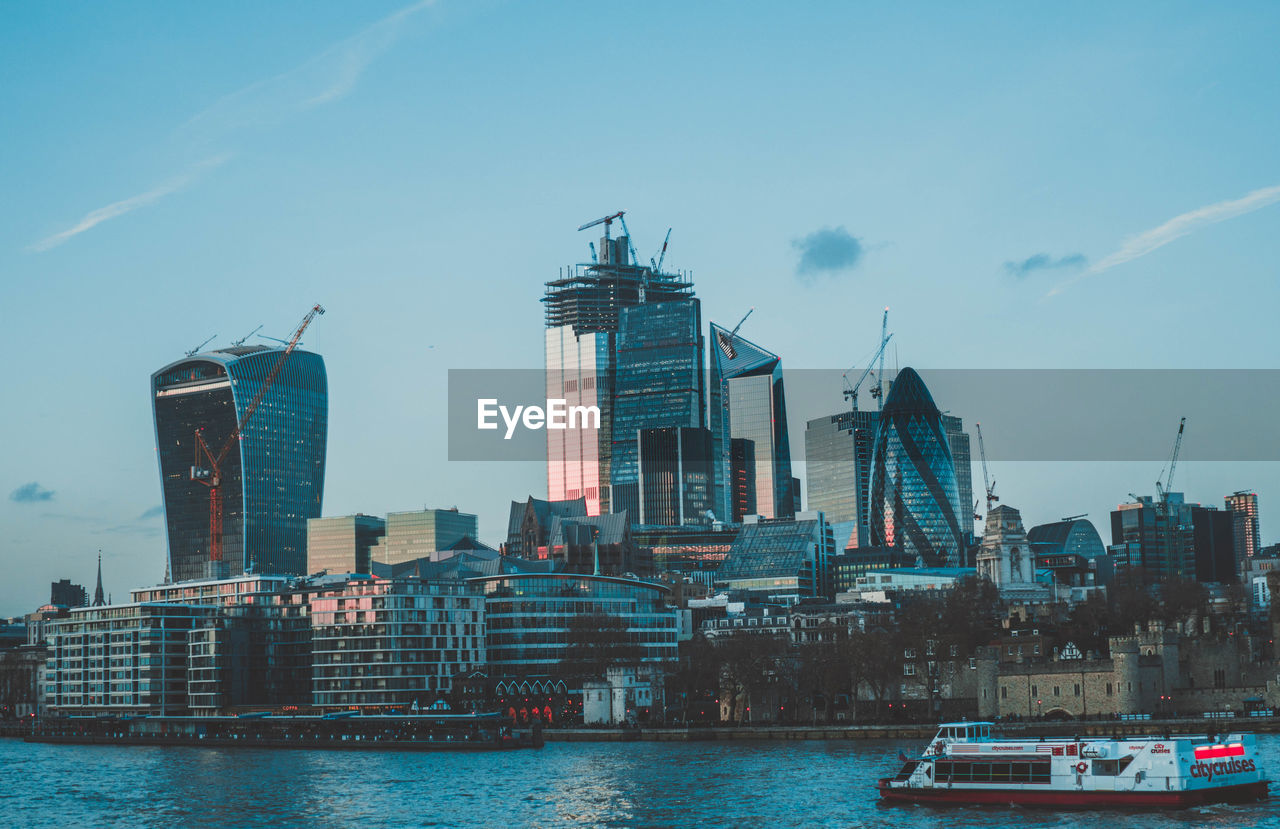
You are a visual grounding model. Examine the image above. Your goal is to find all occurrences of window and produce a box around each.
[904,663,916,677]
[968,657,977,669]
[1106,682,1113,695]
[904,648,916,659]
[1001,685,1007,699]
[1074,684,1080,697]
[1030,684,1037,697]
[1053,686,1060,697]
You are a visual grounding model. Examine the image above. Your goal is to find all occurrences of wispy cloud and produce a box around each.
[30,1,436,254]
[792,227,864,279]
[10,482,55,503]
[1049,183,1280,296]
[29,155,230,252]
[1004,252,1086,278]
[139,505,165,521]
[182,0,436,135]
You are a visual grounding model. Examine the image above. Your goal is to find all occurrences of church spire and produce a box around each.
[93,552,106,607]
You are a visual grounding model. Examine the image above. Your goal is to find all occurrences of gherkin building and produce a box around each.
[868,367,965,567]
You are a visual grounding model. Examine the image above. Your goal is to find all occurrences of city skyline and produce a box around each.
[4,1,1280,613]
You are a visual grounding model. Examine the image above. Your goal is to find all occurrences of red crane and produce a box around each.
[190,303,325,565]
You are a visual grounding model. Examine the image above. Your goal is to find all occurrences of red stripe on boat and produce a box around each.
[1195,744,1245,759]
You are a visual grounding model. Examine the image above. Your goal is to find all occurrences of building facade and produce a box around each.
[1225,491,1261,563]
[708,322,796,522]
[310,577,486,710]
[152,345,328,581]
[307,513,387,575]
[611,298,706,519]
[370,508,479,566]
[867,368,966,568]
[637,426,713,526]
[804,409,880,548]
[715,512,836,602]
[543,232,696,515]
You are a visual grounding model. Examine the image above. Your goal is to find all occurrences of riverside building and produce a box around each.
[151,345,328,581]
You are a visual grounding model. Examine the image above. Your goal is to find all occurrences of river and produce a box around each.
[2,735,1277,827]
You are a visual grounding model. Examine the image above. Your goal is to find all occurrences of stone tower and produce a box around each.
[976,505,1033,586]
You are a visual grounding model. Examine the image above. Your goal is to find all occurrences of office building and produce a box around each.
[369,508,478,566]
[1225,491,1261,562]
[1110,495,1238,583]
[611,299,706,519]
[715,512,836,602]
[941,414,974,539]
[544,228,695,515]
[152,345,328,581]
[867,368,966,567]
[804,409,879,547]
[49,579,87,609]
[637,426,713,526]
[307,513,387,575]
[708,322,796,521]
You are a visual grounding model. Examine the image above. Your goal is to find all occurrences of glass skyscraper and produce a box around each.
[804,409,879,547]
[611,298,705,519]
[867,367,965,567]
[152,345,328,582]
[543,230,696,516]
[708,322,795,521]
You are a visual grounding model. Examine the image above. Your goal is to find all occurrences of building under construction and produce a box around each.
[543,213,699,517]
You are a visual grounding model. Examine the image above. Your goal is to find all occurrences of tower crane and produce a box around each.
[588,241,598,264]
[842,333,893,411]
[616,213,642,270]
[975,421,998,515]
[231,325,262,347]
[190,303,325,567]
[716,307,755,360]
[1155,416,1186,503]
[868,307,890,408]
[649,228,672,273]
[185,334,217,357]
[577,211,624,238]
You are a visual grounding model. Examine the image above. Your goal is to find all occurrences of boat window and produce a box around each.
[1092,757,1135,776]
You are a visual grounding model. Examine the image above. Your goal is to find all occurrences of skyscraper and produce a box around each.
[1225,491,1261,562]
[804,409,879,546]
[611,298,705,519]
[941,414,974,538]
[867,367,965,567]
[708,322,796,521]
[152,345,328,582]
[637,426,713,526]
[543,228,695,515]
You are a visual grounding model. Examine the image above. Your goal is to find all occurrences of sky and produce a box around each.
[2,1,1279,614]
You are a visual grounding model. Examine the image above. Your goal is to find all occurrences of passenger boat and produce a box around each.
[878,721,1269,808]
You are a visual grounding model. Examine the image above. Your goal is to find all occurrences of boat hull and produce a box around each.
[877,778,1269,809]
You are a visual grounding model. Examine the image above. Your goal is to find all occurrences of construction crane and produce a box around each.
[975,421,998,515]
[578,211,625,241]
[842,333,893,411]
[1061,513,1088,522]
[868,308,890,408]
[231,325,262,347]
[649,228,672,273]
[190,303,325,567]
[716,307,755,360]
[1155,416,1187,503]
[616,213,642,269]
[185,334,217,357]
[588,241,598,264]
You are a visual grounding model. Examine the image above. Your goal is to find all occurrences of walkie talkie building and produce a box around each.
[152,346,328,582]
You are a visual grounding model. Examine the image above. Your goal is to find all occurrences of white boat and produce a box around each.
[878,721,1269,808]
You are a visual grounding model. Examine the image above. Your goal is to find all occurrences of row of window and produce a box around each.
[933,760,1051,784]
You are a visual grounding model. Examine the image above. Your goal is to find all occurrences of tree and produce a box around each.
[715,634,789,723]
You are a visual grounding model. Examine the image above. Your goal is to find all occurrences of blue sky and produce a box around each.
[2,1,1279,613]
